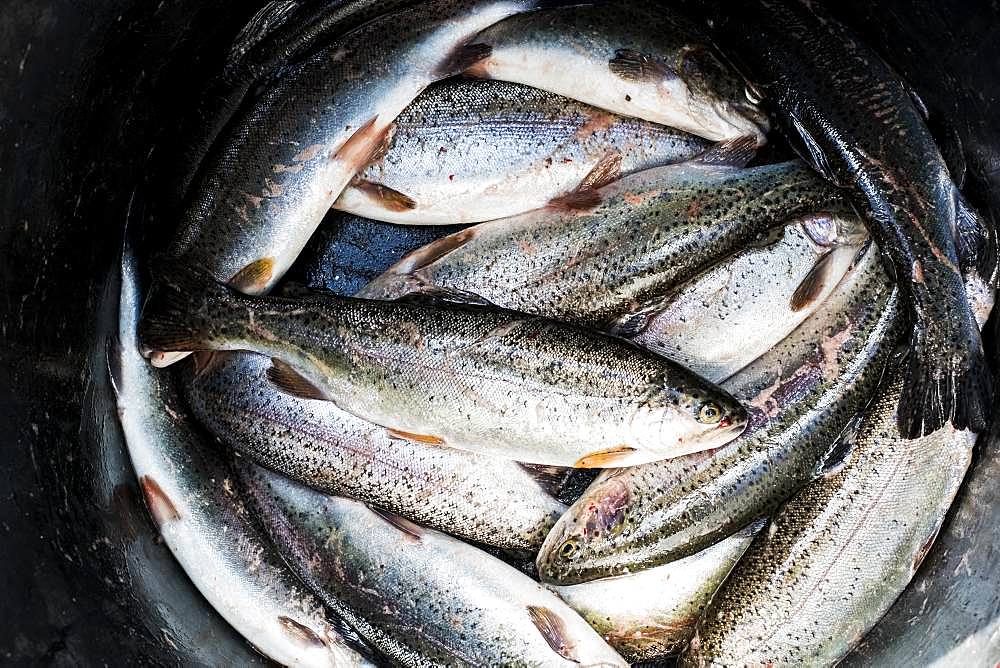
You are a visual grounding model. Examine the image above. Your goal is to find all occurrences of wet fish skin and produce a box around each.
[632,208,868,382]
[242,465,629,667]
[537,244,902,584]
[140,274,747,468]
[181,350,567,550]
[551,522,759,662]
[466,0,768,143]
[166,0,546,299]
[681,374,982,667]
[685,262,994,665]
[360,160,848,331]
[705,0,994,437]
[112,252,372,667]
[334,79,711,225]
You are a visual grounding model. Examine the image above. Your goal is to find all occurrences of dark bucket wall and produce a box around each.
[1,1,997,664]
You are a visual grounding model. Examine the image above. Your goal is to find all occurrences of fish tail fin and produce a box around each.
[956,192,999,287]
[138,269,238,360]
[898,314,992,438]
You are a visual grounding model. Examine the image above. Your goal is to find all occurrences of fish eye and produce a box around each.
[558,540,579,560]
[697,402,723,424]
[745,82,763,105]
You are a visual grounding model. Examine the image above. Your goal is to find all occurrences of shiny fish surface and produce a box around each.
[360,160,847,332]
[552,523,759,662]
[140,274,747,468]
[466,0,768,142]
[537,244,902,583]
[243,466,628,667]
[112,252,371,667]
[334,79,710,224]
[181,350,566,550]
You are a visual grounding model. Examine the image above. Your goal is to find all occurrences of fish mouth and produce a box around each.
[730,102,771,145]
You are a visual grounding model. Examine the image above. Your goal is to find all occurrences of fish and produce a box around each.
[151,0,551,367]
[139,272,747,468]
[702,0,996,437]
[537,242,903,584]
[180,350,567,550]
[464,0,769,143]
[550,522,760,662]
[682,268,994,667]
[359,159,850,334]
[631,209,868,382]
[333,79,711,224]
[241,465,629,666]
[111,251,373,667]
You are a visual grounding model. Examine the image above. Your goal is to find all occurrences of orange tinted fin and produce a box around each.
[527,605,579,662]
[266,359,327,401]
[386,428,446,446]
[333,116,396,175]
[229,257,275,294]
[548,151,621,212]
[139,475,180,527]
[574,446,639,468]
[790,249,836,312]
[392,227,476,274]
[351,179,417,212]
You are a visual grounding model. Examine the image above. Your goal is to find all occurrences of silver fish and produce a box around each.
[139,273,747,469]
[333,79,711,224]
[243,466,629,666]
[359,159,848,334]
[631,212,868,382]
[181,350,566,550]
[551,522,760,662]
[465,0,769,143]
[111,252,372,667]
[153,0,549,367]
[537,243,902,584]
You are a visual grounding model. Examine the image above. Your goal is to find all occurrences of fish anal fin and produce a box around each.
[266,359,327,401]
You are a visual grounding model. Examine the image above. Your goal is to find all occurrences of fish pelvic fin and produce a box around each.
[266,358,328,401]
[137,269,236,359]
[956,191,999,287]
[897,319,992,438]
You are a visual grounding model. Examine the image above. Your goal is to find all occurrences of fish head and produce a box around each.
[628,379,748,456]
[799,210,868,249]
[668,44,770,145]
[536,471,636,584]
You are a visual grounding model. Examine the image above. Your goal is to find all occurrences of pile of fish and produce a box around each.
[109,0,997,665]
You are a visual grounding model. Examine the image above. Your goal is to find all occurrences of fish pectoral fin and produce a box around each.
[693,135,758,169]
[369,506,423,542]
[229,257,276,294]
[574,446,639,469]
[608,48,677,83]
[348,179,417,212]
[265,359,327,401]
[437,42,492,78]
[955,191,998,286]
[789,249,837,312]
[385,428,447,446]
[333,116,396,176]
[527,605,579,662]
[547,151,621,212]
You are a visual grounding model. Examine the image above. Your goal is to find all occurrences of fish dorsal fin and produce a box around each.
[789,249,837,312]
[266,359,327,401]
[694,135,758,168]
[393,284,495,308]
[369,506,423,542]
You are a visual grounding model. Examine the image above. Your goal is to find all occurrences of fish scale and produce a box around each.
[334,78,711,224]
[181,350,567,550]
[537,243,903,584]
